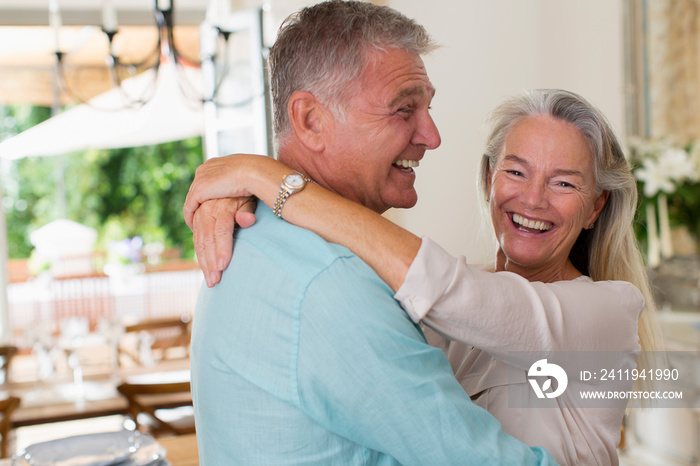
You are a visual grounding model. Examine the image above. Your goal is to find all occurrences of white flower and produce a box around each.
[658,148,697,182]
[628,137,674,162]
[632,140,697,197]
[635,158,676,197]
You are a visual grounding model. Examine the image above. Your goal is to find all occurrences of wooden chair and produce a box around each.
[119,316,191,366]
[50,276,113,333]
[0,396,20,458]
[117,381,194,437]
[0,346,17,385]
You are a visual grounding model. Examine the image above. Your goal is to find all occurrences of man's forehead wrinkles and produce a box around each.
[389,83,435,107]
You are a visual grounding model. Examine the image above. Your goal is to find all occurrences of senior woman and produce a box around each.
[184,89,660,465]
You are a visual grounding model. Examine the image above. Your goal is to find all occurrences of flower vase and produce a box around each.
[658,193,674,259]
[646,202,661,268]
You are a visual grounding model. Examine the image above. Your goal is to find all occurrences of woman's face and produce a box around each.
[487,115,608,281]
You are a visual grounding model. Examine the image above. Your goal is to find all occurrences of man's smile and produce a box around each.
[393,159,419,172]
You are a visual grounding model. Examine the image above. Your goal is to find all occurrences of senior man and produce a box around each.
[189,1,555,464]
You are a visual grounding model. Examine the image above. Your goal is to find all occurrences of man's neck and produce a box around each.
[277,153,310,180]
[277,147,332,195]
[276,143,390,216]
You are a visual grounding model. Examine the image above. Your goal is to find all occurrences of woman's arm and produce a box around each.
[396,238,644,367]
[184,154,421,291]
[185,155,642,362]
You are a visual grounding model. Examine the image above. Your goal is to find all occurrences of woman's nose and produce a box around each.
[520,181,549,209]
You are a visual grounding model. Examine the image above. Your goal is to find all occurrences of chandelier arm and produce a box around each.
[171,61,210,109]
[102,7,162,73]
[53,51,111,108]
[110,46,161,71]
[207,36,269,108]
[52,52,142,111]
[168,23,205,68]
[153,2,200,67]
[206,32,234,103]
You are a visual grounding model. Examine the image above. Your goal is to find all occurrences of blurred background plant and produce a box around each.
[628,137,700,264]
[107,236,144,265]
[1,104,202,263]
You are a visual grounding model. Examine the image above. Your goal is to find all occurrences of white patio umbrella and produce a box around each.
[0,61,205,160]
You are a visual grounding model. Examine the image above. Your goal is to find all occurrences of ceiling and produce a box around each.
[0,25,201,106]
[0,0,211,26]
[0,1,255,106]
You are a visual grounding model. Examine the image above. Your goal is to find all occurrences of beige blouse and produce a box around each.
[394,237,644,466]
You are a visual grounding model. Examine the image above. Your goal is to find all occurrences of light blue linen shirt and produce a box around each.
[191,204,556,465]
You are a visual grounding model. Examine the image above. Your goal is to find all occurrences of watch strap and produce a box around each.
[273,174,311,218]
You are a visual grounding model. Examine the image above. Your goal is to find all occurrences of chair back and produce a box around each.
[117,381,194,436]
[119,316,191,366]
[0,346,17,385]
[0,396,20,458]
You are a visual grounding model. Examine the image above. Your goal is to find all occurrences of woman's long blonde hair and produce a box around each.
[478,89,663,391]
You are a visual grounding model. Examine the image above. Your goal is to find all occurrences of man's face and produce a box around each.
[317,47,441,213]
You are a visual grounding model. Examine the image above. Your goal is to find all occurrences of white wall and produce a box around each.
[264,0,627,263]
[386,0,626,262]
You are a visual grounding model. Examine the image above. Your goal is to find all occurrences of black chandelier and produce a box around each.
[49,0,256,110]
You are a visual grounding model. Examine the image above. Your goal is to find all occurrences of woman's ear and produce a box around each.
[485,162,493,202]
[587,190,610,225]
[288,91,327,152]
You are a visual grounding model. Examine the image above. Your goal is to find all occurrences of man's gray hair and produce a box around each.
[269,0,436,139]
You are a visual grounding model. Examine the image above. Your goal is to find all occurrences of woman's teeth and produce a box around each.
[393,160,419,171]
[512,213,552,231]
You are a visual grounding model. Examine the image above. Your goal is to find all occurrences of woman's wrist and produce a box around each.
[244,155,296,210]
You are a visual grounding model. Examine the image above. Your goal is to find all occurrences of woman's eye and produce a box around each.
[554,181,577,190]
[506,169,523,176]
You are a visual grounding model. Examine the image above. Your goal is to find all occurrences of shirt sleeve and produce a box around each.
[296,255,557,466]
[395,237,644,368]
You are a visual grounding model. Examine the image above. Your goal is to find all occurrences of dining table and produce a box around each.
[1,356,196,464]
[6,358,191,428]
[0,433,199,466]
[159,433,199,466]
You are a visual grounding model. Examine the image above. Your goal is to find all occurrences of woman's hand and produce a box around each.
[184,154,269,229]
[193,197,257,287]
[185,153,274,287]
[184,152,420,292]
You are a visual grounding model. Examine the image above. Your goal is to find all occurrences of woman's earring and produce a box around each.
[588,223,595,230]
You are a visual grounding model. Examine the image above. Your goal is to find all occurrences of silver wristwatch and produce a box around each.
[273,173,310,217]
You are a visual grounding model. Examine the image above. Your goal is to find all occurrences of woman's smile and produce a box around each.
[511,213,553,232]
[489,115,607,281]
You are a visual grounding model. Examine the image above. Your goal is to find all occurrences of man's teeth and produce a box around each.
[393,160,419,169]
[512,213,552,231]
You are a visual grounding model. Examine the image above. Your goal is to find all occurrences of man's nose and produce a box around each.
[412,112,441,150]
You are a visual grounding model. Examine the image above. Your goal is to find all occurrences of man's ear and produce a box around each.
[288,91,327,152]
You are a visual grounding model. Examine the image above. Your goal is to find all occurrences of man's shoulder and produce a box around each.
[233,204,362,281]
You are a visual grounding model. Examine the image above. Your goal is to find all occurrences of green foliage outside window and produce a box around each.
[1,105,202,260]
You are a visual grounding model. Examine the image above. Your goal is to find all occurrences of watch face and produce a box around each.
[285,174,305,188]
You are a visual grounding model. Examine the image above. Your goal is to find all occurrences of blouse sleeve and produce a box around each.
[394,237,644,368]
